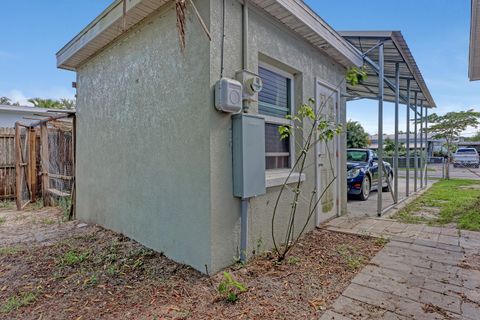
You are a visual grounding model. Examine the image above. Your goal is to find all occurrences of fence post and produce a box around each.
[28,128,37,202]
[40,123,50,206]
[14,124,22,210]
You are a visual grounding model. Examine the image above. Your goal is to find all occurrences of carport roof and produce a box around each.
[339,31,436,109]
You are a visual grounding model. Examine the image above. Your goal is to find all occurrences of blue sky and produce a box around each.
[0,1,111,103]
[0,0,478,135]
[306,0,480,136]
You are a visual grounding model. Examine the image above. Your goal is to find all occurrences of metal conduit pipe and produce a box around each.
[240,198,248,262]
[240,0,249,264]
[242,0,249,70]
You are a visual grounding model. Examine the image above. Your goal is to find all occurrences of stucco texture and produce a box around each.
[208,0,348,271]
[74,0,348,273]
[75,1,213,272]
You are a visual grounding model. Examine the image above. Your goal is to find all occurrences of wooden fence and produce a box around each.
[0,127,42,201]
[0,128,15,199]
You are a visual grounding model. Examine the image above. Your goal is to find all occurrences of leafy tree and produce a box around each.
[466,131,480,142]
[0,96,20,106]
[59,99,76,110]
[346,120,369,148]
[28,98,64,109]
[427,109,480,178]
[384,137,395,153]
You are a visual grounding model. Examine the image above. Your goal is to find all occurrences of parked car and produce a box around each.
[453,148,480,168]
[347,149,393,201]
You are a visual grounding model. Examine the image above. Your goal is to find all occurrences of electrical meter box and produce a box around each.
[215,78,243,113]
[232,114,266,198]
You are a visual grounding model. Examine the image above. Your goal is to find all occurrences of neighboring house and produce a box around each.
[56,0,363,273]
[0,105,51,127]
[369,133,445,156]
[470,0,480,80]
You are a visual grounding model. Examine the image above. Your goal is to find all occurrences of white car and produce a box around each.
[453,148,480,168]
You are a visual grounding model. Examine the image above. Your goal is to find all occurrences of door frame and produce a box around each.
[314,78,341,226]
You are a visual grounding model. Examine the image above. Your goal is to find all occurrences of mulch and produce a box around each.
[0,222,383,319]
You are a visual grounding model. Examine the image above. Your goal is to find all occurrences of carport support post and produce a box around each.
[425,108,428,185]
[394,63,400,203]
[420,101,424,189]
[377,43,385,217]
[405,80,411,197]
[414,92,418,192]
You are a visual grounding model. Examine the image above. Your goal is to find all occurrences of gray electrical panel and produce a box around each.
[232,114,266,198]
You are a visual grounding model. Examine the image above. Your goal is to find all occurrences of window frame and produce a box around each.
[258,61,295,172]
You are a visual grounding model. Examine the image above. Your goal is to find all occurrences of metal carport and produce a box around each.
[340,31,437,216]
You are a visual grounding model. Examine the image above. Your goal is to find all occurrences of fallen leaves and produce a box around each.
[0,223,384,319]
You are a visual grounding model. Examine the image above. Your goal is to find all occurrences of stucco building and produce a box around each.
[57,0,363,272]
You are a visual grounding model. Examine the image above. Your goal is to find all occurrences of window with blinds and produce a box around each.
[258,65,293,170]
[258,66,291,117]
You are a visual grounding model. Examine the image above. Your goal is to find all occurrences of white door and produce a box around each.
[315,80,340,225]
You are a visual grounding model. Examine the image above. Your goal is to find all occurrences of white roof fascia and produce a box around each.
[57,0,363,70]
[0,105,52,114]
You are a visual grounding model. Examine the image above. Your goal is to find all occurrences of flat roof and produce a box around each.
[57,0,363,70]
[0,105,51,114]
[470,0,480,80]
[340,31,436,109]
[459,141,480,145]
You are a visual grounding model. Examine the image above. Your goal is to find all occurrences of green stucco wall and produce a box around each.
[74,0,348,273]
[207,0,348,271]
[75,1,213,272]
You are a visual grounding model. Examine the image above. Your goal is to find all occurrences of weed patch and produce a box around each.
[58,196,71,220]
[1,292,37,313]
[374,236,390,246]
[217,272,247,303]
[394,179,480,230]
[0,247,21,255]
[59,250,89,266]
[29,199,44,210]
[337,244,364,270]
[0,200,13,209]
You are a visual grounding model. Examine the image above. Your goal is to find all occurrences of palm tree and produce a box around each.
[59,99,76,110]
[0,96,20,106]
[28,98,64,109]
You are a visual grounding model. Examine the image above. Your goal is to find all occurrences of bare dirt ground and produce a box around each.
[0,205,383,320]
[0,202,90,247]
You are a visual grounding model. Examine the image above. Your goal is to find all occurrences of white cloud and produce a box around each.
[1,89,32,106]
[30,86,75,101]
[0,87,75,106]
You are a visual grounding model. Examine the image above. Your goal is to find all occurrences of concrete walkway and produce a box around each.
[320,216,480,319]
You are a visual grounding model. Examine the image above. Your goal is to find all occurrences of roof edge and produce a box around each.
[57,0,363,71]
